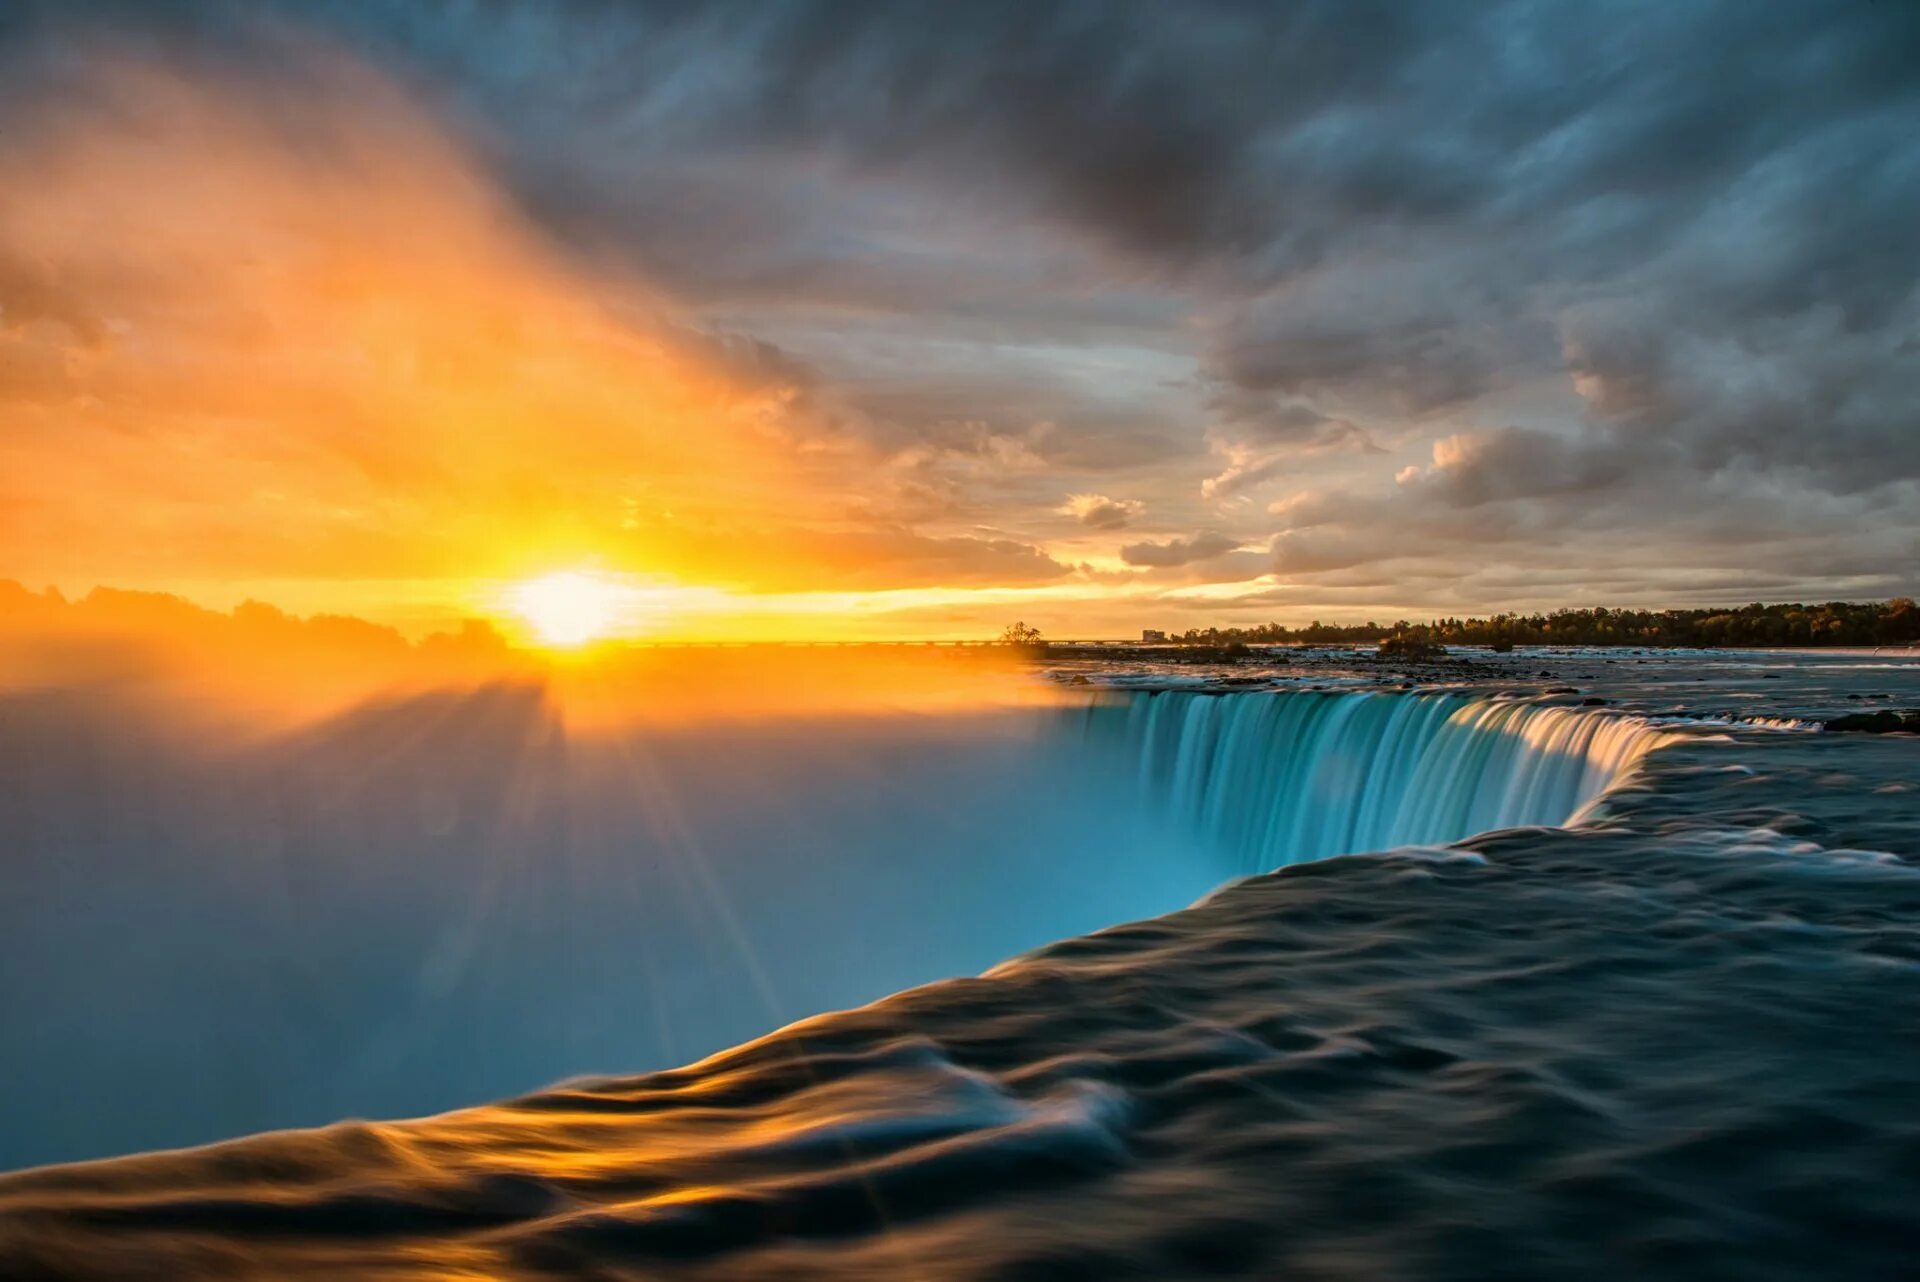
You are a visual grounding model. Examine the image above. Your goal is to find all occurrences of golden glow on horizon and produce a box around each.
[0,51,1214,638]
[25,572,1312,645]
[0,580,1067,736]
[507,571,635,647]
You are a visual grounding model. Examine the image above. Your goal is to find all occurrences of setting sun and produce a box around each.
[508,571,632,647]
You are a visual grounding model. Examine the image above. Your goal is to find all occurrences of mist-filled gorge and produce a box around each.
[0,675,1204,1170]
[2,660,1669,1171]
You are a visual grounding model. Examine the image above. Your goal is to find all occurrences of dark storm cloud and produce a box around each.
[1415,429,1639,510]
[5,0,1917,603]
[1211,314,1503,422]
[10,2,1916,306]
[348,0,1442,269]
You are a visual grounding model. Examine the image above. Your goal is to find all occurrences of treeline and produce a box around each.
[1168,599,1920,649]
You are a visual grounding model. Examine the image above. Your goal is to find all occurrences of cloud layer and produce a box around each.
[3,0,1916,628]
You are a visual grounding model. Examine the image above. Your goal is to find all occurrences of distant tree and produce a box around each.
[1151,598,1919,650]
[998,621,1044,647]
[1881,598,1919,644]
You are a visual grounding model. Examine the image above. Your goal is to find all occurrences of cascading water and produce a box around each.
[1076,689,1672,871]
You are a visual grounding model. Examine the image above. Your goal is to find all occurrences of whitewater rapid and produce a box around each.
[1081,691,1671,870]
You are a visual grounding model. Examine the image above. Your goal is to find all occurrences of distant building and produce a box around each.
[1141,629,1167,643]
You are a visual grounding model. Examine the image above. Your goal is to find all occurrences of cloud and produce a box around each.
[1060,493,1142,529]
[1207,300,1519,421]
[1269,528,1398,576]
[609,511,1074,591]
[1409,428,1640,507]
[1199,444,1285,503]
[3,0,1917,621]
[1120,530,1240,568]
[1265,490,1343,527]
[0,32,1086,604]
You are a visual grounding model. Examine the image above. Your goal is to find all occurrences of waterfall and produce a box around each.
[1077,690,1671,871]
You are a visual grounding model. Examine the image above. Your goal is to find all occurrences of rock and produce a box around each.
[1824,710,1920,734]
[1377,636,1446,660]
[1581,697,1608,706]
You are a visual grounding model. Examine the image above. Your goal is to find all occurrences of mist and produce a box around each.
[0,671,1223,1170]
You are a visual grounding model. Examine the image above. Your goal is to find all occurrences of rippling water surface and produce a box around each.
[2,649,1917,1279]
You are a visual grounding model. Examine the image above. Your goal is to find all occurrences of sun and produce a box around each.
[507,570,631,648]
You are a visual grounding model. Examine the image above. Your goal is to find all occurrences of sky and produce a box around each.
[1,0,1917,640]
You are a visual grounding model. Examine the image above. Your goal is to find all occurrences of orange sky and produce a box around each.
[0,49,1122,640]
[3,54,801,630]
